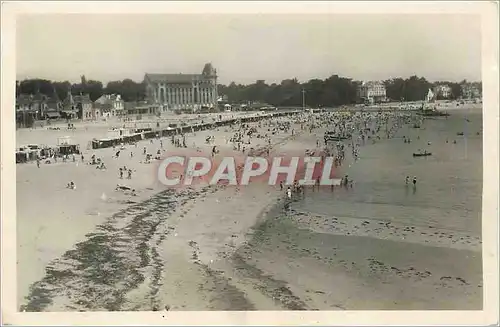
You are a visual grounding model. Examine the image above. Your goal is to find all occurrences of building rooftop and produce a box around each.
[144,73,203,83]
[145,63,217,84]
[202,63,217,76]
[95,94,123,104]
[16,94,58,105]
[73,94,92,103]
[361,81,385,87]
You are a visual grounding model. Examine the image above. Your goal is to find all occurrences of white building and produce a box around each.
[426,88,436,102]
[144,63,218,112]
[94,94,125,117]
[433,85,452,99]
[357,81,387,104]
[461,83,481,99]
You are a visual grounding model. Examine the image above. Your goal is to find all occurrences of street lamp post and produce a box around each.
[302,89,306,111]
[464,115,468,159]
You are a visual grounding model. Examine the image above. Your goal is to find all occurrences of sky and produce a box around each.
[16,14,482,85]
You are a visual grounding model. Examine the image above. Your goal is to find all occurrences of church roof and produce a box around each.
[145,63,217,84]
[144,73,201,84]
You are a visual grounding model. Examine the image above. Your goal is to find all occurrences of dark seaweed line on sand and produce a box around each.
[21,133,302,312]
[21,188,207,312]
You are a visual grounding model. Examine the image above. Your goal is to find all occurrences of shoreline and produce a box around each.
[18,108,483,311]
[18,114,303,311]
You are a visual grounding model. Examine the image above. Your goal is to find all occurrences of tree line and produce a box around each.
[16,77,147,103]
[16,75,481,107]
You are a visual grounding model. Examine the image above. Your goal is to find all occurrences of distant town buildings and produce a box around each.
[15,91,128,124]
[433,84,452,99]
[144,63,218,112]
[94,94,125,117]
[16,94,45,115]
[74,94,93,120]
[357,81,387,104]
[123,101,162,116]
[16,93,58,122]
[461,83,482,99]
[218,94,229,103]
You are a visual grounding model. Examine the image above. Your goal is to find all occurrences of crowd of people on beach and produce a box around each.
[281,109,431,204]
[82,110,422,203]
[22,106,476,208]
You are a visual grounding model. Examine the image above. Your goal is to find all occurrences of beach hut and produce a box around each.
[45,111,61,120]
[57,136,80,155]
[16,145,41,163]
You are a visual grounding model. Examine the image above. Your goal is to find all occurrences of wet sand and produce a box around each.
[219,206,482,310]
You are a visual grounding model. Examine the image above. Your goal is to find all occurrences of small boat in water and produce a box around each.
[417,109,450,117]
[413,151,432,157]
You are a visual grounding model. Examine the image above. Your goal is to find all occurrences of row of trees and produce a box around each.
[16,76,146,102]
[218,76,360,107]
[16,75,481,107]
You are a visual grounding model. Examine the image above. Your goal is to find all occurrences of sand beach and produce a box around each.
[17,107,483,311]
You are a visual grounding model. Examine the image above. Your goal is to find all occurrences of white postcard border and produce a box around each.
[1,1,498,325]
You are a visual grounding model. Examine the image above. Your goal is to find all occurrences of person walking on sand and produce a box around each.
[280,181,283,191]
[127,169,132,179]
[405,176,410,185]
[286,186,292,200]
[119,168,124,179]
[412,176,417,187]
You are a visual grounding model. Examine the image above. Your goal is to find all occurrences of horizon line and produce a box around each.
[15,74,483,85]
